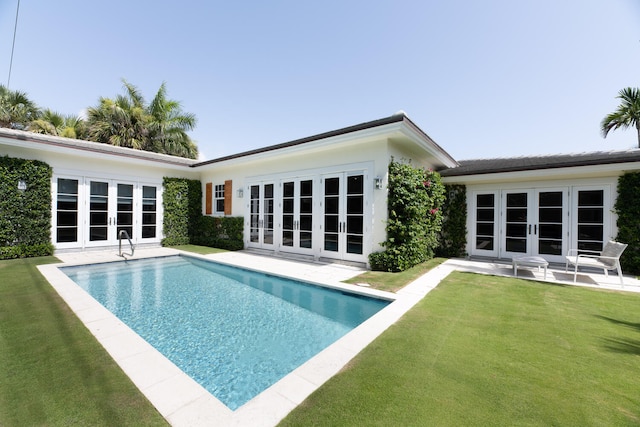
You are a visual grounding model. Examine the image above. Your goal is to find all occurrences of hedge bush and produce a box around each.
[161,177,202,246]
[0,156,54,259]
[614,172,640,275]
[436,184,467,258]
[192,216,244,250]
[370,159,446,272]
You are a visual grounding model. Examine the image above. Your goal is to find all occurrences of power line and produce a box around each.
[7,0,21,88]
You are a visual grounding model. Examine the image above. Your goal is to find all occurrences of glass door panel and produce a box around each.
[250,185,260,243]
[505,192,528,253]
[263,184,274,245]
[282,181,295,247]
[475,193,496,252]
[89,181,109,242]
[141,185,157,239]
[346,175,363,254]
[247,182,274,248]
[537,191,563,255]
[117,183,134,239]
[56,178,79,244]
[577,190,604,252]
[324,177,340,252]
[299,179,313,249]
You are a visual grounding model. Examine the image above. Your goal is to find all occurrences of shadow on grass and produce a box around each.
[601,338,640,355]
[595,315,640,332]
[596,315,640,356]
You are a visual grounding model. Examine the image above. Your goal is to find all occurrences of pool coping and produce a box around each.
[38,249,454,426]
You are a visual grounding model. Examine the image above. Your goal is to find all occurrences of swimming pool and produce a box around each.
[61,255,389,410]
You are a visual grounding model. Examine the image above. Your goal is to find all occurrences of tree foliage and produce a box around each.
[370,159,446,272]
[87,80,198,158]
[0,81,199,159]
[0,85,40,130]
[601,87,640,147]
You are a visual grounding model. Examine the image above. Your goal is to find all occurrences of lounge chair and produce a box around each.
[565,241,628,286]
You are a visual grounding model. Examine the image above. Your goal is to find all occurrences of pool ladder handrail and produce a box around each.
[118,229,135,258]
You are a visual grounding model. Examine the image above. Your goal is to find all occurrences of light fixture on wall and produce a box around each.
[17,179,27,191]
[374,177,383,190]
[237,188,244,198]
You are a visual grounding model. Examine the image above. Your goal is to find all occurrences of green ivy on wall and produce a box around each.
[437,184,467,258]
[370,159,446,272]
[0,156,54,259]
[161,177,202,246]
[614,172,640,275]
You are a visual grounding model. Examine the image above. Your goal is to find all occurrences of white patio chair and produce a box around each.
[565,240,628,286]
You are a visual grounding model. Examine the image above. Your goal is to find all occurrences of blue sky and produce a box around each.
[1,0,639,161]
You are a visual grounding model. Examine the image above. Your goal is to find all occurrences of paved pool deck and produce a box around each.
[38,248,639,426]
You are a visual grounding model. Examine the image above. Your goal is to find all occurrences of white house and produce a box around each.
[2,112,638,265]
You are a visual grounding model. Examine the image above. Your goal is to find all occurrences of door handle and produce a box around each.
[534,224,537,235]
[528,224,531,234]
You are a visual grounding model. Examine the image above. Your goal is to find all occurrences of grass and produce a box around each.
[280,272,640,426]
[344,257,446,292]
[0,257,167,426]
[168,244,228,255]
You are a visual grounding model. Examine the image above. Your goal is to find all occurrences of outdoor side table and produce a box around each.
[512,256,548,279]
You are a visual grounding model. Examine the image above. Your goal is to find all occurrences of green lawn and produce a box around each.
[4,255,640,426]
[0,257,167,426]
[344,257,446,292]
[280,272,640,426]
[169,244,228,255]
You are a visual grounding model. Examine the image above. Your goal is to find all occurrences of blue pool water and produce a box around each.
[62,255,389,410]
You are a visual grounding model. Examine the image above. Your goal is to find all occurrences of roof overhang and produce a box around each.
[0,128,197,170]
[193,114,459,170]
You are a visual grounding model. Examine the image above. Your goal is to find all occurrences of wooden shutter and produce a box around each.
[224,180,232,215]
[205,182,212,215]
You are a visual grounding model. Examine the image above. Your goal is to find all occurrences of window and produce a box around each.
[215,184,225,213]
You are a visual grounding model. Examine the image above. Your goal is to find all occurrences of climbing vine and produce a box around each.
[370,159,446,272]
[0,156,54,259]
[437,184,467,258]
[614,172,640,275]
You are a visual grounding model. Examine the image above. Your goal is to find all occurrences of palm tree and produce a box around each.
[601,87,640,148]
[147,82,198,159]
[86,80,198,158]
[0,84,40,130]
[86,88,149,150]
[28,109,88,139]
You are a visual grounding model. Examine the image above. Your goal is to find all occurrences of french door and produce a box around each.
[53,176,160,249]
[86,179,136,247]
[321,173,365,262]
[248,182,275,249]
[280,178,314,255]
[500,189,568,262]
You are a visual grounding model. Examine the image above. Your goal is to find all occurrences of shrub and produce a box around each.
[161,177,202,246]
[371,159,446,272]
[614,172,640,275]
[437,184,467,258]
[0,156,53,260]
[192,216,244,250]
